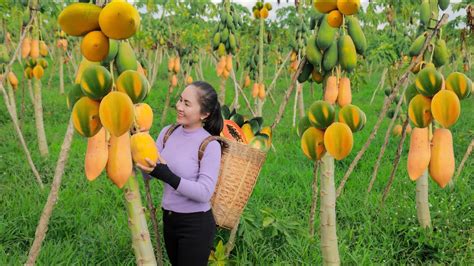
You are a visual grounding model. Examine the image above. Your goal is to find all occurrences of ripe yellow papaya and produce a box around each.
[58,3,101,36]
[327,10,343,28]
[252,83,259,98]
[323,76,338,104]
[107,132,133,188]
[39,41,48,57]
[258,83,266,100]
[130,132,159,166]
[337,0,360,15]
[407,127,430,180]
[99,1,140,40]
[32,65,44,79]
[323,122,354,160]
[81,31,109,62]
[21,37,31,59]
[429,128,454,188]
[313,0,337,13]
[99,91,135,137]
[134,103,153,132]
[337,77,352,107]
[85,127,108,181]
[337,104,366,132]
[431,90,460,128]
[30,39,40,59]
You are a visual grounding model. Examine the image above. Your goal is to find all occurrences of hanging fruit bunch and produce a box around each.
[21,31,49,80]
[59,1,156,189]
[403,0,474,189]
[56,30,68,54]
[289,16,308,75]
[407,67,472,188]
[220,105,272,152]
[297,0,366,160]
[211,1,242,80]
[168,54,180,88]
[408,0,450,68]
[252,2,272,19]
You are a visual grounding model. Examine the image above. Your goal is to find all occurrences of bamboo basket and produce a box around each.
[210,137,267,230]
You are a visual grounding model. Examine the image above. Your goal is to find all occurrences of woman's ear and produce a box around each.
[201,112,210,121]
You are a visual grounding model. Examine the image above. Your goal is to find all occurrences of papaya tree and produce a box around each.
[296,1,369,264]
[59,1,158,264]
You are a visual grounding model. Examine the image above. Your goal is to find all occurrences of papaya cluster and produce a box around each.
[252,2,272,19]
[56,30,68,53]
[288,16,308,74]
[61,1,158,189]
[220,106,272,152]
[408,1,450,68]
[298,1,366,84]
[211,2,242,57]
[419,0,449,29]
[289,51,299,73]
[406,66,472,188]
[216,54,232,80]
[21,35,49,80]
[299,100,366,161]
[168,56,180,88]
[243,42,269,81]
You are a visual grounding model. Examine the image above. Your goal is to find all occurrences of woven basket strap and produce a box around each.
[198,136,219,161]
[162,124,181,149]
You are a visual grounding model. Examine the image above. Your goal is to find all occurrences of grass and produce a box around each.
[0,55,473,265]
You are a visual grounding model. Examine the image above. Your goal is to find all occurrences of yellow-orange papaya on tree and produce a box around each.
[85,127,108,181]
[407,127,431,181]
[429,128,455,188]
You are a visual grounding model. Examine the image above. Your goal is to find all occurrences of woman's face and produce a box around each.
[176,86,208,128]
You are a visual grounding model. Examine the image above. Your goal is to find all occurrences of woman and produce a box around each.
[137,81,223,266]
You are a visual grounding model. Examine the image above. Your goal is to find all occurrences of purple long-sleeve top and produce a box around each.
[150,125,221,213]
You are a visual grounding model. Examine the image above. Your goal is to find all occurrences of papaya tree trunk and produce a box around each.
[416,170,431,228]
[160,86,172,126]
[1,82,43,188]
[292,81,299,127]
[256,17,264,116]
[59,53,64,94]
[124,173,157,265]
[26,118,74,264]
[6,83,18,125]
[297,83,305,118]
[219,77,226,105]
[28,79,34,103]
[33,78,49,157]
[320,154,340,265]
[309,160,319,237]
[144,179,164,265]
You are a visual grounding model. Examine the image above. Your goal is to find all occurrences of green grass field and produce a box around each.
[1,58,472,265]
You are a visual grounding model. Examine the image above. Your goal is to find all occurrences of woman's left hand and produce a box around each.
[136,157,167,174]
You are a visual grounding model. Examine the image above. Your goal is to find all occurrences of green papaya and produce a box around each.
[298,61,314,83]
[338,35,357,72]
[408,32,427,57]
[67,83,86,110]
[229,34,236,50]
[347,16,367,55]
[306,35,322,67]
[438,0,449,10]
[429,0,439,28]
[420,0,430,25]
[217,43,226,57]
[226,14,234,28]
[221,28,229,42]
[322,41,338,71]
[213,33,221,49]
[115,41,137,74]
[316,14,336,51]
[102,39,118,64]
[433,39,449,67]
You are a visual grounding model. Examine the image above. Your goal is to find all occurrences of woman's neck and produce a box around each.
[182,122,202,133]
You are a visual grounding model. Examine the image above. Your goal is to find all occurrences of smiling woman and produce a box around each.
[137,81,224,266]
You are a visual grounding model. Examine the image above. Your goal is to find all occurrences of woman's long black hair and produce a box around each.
[192,81,223,136]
